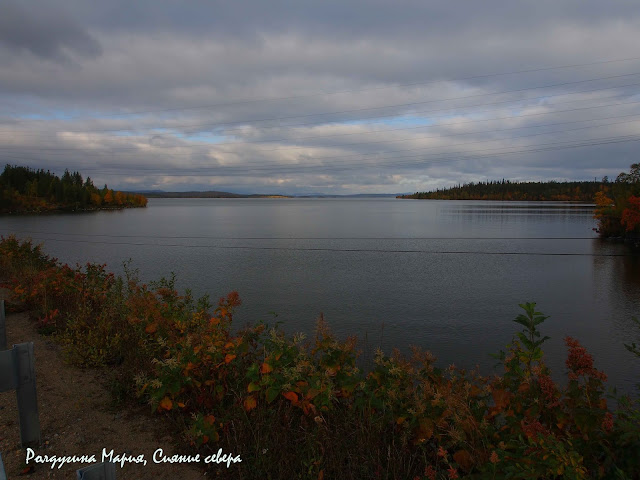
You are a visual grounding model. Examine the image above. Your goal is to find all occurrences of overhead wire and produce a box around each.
[3,134,639,178]
[0,230,599,240]
[2,92,640,158]
[53,133,640,176]
[2,58,640,186]
[3,88,640,173]
[4,133,636,180]
[0,234,632,257]
[3,71,640,135]
[3,106,640,167]
[7,55,640,120]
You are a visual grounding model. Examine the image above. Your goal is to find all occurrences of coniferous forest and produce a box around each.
[0,164,147,213]
[398,180,605,202]
[398,165,640,240]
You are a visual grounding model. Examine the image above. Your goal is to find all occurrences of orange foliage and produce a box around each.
[243,396,257,411]
[621,195,640,232]
[283,391,299,404]
[159,397,173,411]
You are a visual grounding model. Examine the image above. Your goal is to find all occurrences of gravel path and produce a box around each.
[0,293,207,479]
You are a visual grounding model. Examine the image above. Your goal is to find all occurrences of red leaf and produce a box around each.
[283,391,299,404]
[244,396,257,411]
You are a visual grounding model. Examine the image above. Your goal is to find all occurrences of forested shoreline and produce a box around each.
[593,164,640,239]
[398,166,640,241]
[398,180,604,202]
[0,165,147,214]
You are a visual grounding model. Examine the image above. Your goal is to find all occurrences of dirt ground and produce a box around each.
[0,292,211,479]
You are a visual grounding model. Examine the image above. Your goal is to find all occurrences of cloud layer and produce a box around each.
[1,0,639,194]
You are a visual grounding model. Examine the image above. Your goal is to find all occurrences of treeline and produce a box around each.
[398,180,605,202]
[594,164,640,239]
[0,164,147,213]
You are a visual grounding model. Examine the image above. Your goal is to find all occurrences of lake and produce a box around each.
[2,198,639,394]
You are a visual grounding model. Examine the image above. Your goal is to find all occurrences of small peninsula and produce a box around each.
[0,164,147,214]
[398,165,640,240]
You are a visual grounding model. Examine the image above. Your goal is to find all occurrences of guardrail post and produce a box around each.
[0,300,6,350]
[0,342,41,447]
[0,349,14,393]
[0,452,7,480]
[77,462,117,480]
[14,342,41,446]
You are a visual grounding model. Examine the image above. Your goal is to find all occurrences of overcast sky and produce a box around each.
[1,0,639,194]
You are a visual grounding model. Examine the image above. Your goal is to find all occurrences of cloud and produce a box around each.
[0,1,102,61]
[1,1,640,193]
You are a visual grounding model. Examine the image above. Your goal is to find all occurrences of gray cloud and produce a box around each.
[1,1,639,194]
[0,1,101,61]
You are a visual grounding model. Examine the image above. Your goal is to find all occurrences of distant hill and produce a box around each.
[398,180,604,202]
[139,191,290,198]
[136,191,404,199]
[295,193,403,198]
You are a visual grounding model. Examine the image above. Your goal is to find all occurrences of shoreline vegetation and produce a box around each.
[1,235,639,478]
[592,164,640,241]
[0,165,148,214]
[398,164,640,243]
[398,180,604,202]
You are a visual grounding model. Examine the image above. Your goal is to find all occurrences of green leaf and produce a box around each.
[248,382,261,393]
[533,315,548,326]
[517,332,534,350]
[514,315,532,329]
[266,386,279,403]
[245,363,259,381]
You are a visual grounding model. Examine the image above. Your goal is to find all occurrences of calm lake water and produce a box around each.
[2,198,639,393]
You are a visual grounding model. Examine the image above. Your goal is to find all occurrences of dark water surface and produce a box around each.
[3,198,639,393]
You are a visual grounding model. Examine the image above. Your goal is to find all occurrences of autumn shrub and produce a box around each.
[0,235,56,312]
[2,235,640,479]
[594,164,640,239]
[622,196,640,233]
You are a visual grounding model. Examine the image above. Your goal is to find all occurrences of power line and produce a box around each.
[117,85,640,148]
[3,76,638,146]
[3,104,640,176]
[3,97,640,159]
[2,235,631,257]
[7,55,640,121]
[4,108,639,166]
[1,230,598,240]
[4,134,639,178]
[32,133,637,176]
[110,80,640,138]
[4,71,640,135]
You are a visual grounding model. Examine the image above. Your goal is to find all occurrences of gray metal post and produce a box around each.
[0,349,16,393]
[0,300,6,351]
[14,342,41,446]
[77,462,117,480]
[0,452,7,480]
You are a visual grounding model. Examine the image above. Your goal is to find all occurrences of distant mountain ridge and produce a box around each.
[133,190,406,198]
[137,190,289,198]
